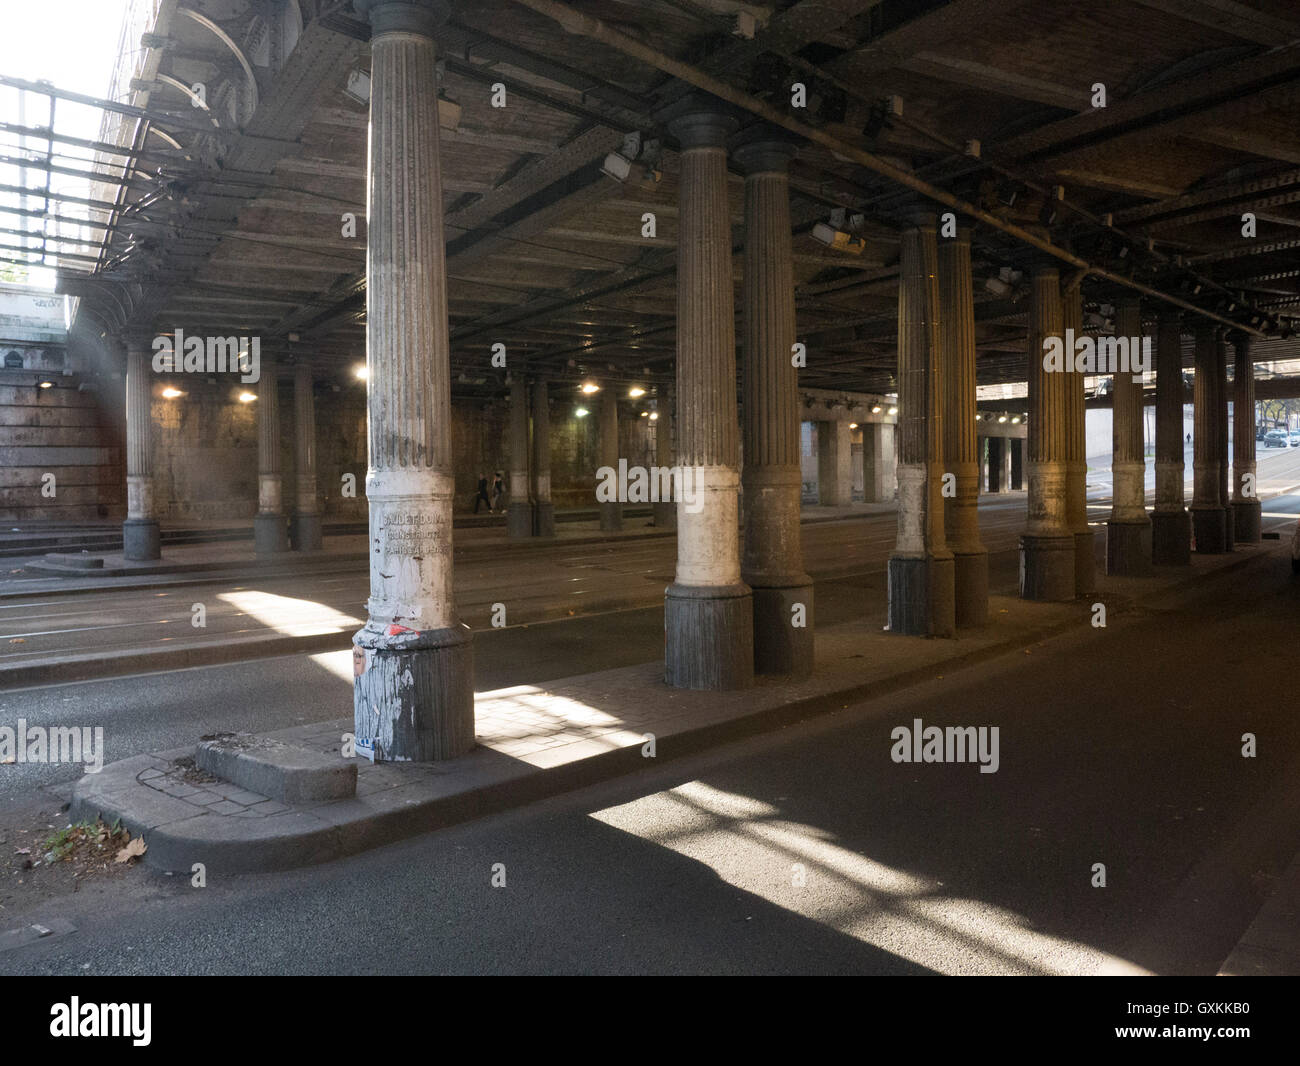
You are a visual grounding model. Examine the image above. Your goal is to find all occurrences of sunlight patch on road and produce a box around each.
[216,591,361,637]
[592,780,1150,976]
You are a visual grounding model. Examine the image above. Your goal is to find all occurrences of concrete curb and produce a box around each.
[69,546,1275,877]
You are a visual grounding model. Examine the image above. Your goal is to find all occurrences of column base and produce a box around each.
[1224,505,1235,552]
[599,502,623,533]
[665,583,754,690]
[953,549,988,627]
[1020,534,1075,602]
[1106,519,1152,576]
[887,553,955,638]
[749,581,814,679]
[1151,510,1191,566]
[290,513,323,552]
[1191,507,1227,554]
[506,502,533,539]
[1232,499,1262,544]
[653,501,676,530]
[254,513,289,556]
[1073,529,1096,595]
[122,518,161,562]
[352,621,475,761]
[533,502,555,537]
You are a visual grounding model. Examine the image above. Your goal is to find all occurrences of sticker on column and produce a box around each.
[353,644,368,677]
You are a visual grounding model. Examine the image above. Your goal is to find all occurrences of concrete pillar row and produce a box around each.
[506,375,531,538]
[351,0,474,762]
[938,227,987,625]
[1191,324,1227,553]
[1151,312,1190,565]
[817,420,852,505]
[123,329,161,561]
[735,135,813,678]
[663,104,753,689]
[1061,282,1094,592]
[1021,262,1075,601]
[653,386,675,529]
[599,383,622,532]
[863,421,896,501]
[888,211,955,637]
[1106,298,1151,574]
[1232,333,1261,543]
[254,352,289,555]
[531,379,554,537]
[291,363,322,551]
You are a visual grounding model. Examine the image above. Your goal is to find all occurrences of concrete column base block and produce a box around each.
[352,622,475,762]
[952,549,989,627]
[887,554,956,638]
[533,502,555,538]
[506,503,533,539]
[1233,499,1262,544]
[750,581,814,679]
[1192,507,1227,554]
[122,518,161,562]
[599,502,623,533]
[254,513,289,556]
[665,583,754,691]
[1020,534,1076,601]
[1224,507,1236,552]
[290,513,323,552]
[1151,510,1191,566]
[653,501,676,530]
[1073,530,1096,594]
[1106,519,1152,575]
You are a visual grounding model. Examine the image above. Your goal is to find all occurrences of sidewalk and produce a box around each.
[71,541,1279,877]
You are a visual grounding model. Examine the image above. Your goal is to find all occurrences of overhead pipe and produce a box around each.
[510,0,1267,338]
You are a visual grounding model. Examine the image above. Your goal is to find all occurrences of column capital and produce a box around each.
[731,131,798,175]
[665,104,739,150]
[354,0,449,36]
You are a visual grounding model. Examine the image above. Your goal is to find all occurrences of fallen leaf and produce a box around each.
[115,836,147,863]
[8,638,25,644]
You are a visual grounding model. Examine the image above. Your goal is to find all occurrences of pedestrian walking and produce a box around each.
[491,471,505,513]
[473,472,491,514]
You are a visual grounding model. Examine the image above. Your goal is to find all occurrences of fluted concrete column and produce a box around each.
[506,376,532,538]
[1151,313,1190,564]
[123,330,160,560]
[352,0,473,762]
[1106,298,1151,574]
[888,212,955,637]
[939,228,987,624]
[863,421,895,501]
[664,105,752,689]
[1001,438,1013,493]
[735,136,813,678]
[290,363,322,551]
[254,353,288,555]
[1062,282,1094,591]
[817,421,852,505]
[598,384,622,531]
[1191,324,1226,553]
[531,379,554,536]
[653,387,675,529]
[1021,263,1074,600]
[1216,331,1235,552]
[1232,333,1261,543]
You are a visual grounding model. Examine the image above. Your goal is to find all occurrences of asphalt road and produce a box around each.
[1,539,1295,975]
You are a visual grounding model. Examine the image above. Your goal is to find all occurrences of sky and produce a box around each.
[0,0,135,288]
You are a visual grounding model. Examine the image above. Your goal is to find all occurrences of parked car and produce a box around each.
[1264,429,1289,448]
[1256,426,1266,441]
[1290,431,1300,447]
